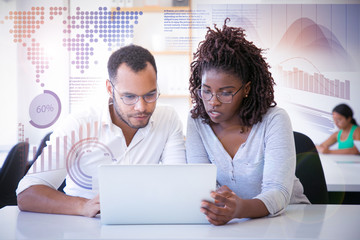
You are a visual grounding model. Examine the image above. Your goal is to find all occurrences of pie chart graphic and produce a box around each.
[29,90,61,128]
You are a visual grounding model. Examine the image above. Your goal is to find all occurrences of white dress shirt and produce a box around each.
[17,99,186,199]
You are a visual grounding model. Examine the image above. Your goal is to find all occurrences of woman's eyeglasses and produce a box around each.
[196,85,243,104]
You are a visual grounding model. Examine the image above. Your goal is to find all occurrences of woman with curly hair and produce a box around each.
[186,19,309,225]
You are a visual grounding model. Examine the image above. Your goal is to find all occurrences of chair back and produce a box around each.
[0,142,29,208]
[294,131,329,204]
[27,131,53,173]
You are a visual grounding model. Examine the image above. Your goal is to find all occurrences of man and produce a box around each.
[17,45,186,217]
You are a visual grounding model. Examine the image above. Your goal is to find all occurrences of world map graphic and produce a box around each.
[1,6,143,129]
[1,6,143,186]
[1,6,143,87]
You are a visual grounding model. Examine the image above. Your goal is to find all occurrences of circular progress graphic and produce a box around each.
[66,138,116,189]
[29,90,61,128]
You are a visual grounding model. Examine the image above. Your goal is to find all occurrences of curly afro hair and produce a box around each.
[189,18,276,126]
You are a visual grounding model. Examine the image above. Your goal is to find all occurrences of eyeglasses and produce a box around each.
[110,81,160,105]
[196,85,243,104]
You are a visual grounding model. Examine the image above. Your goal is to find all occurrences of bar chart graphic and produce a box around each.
[28,134,66,174]
[26,121,116,189]
[276,66,350,100]
[18,123,25,142]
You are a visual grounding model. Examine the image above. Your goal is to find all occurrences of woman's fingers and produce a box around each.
[200,186,242,225]
[201,204,231,225]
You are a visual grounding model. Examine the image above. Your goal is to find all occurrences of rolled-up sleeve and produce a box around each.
[254,108,296,216]
[16,168,67,195]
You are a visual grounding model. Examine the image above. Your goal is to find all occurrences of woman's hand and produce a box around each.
[316,145,330,154]
[200,185,242,225]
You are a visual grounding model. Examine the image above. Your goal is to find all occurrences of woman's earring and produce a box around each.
[245,94,248,98]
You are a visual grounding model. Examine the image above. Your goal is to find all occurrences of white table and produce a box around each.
[0,205,359,239]
[319,154,360,192]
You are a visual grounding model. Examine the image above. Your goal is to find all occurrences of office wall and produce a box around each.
[0,0,359,148]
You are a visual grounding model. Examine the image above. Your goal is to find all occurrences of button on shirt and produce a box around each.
[17,99,186,199]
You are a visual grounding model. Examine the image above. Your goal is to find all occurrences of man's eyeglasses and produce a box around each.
[110,81,160,105]
[196,85,243,104]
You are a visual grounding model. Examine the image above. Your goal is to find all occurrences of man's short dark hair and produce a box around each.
[107,45,157,82]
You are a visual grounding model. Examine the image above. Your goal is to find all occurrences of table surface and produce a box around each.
[319,153,360,192]
[0,204,359,240]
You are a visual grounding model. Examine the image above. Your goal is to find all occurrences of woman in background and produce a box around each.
[186,19,309,226]
[316,103,360,154]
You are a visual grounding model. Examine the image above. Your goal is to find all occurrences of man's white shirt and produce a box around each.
[17,99,186,199]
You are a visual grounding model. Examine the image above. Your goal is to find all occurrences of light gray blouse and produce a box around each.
[186,106,310,216]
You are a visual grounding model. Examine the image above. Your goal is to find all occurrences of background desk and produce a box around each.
[0,205,359,239]
[319,154,360,203]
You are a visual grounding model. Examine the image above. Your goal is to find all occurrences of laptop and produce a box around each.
[98,164,217,225]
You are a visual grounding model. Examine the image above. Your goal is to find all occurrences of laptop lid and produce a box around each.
[98,164,217,225]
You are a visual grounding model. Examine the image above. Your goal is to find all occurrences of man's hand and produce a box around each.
[79,194,100,217]
[18,185,101,217]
